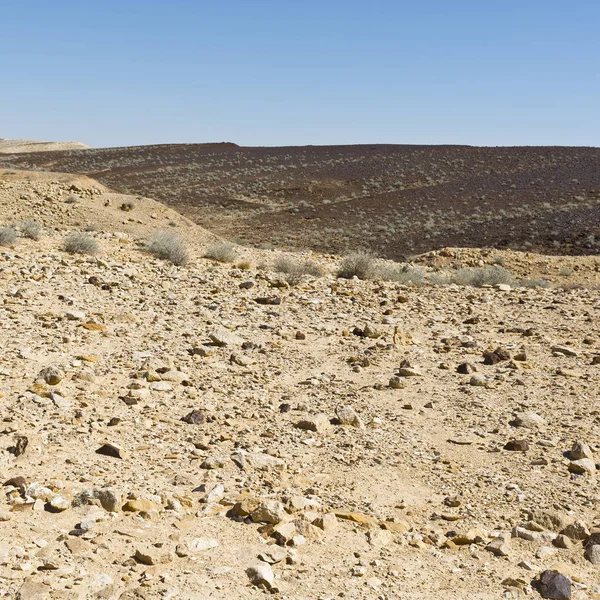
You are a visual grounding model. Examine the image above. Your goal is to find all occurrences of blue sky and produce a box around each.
[1,0,598,147]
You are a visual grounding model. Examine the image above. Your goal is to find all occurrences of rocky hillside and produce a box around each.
[0,170,599,599]
[1,143,600,259]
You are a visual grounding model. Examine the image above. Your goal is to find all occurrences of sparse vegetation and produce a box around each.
[519,278,551,289]
[146,231,189,265]
[378,264,425,285]
[0,225,17,246]
[273,256,324,285]
[336,252,378,280]
[65,195,79,204]
[63,232,100,255]
[451,265,515,287]
[20,220,42,240]
[204,241,236,263]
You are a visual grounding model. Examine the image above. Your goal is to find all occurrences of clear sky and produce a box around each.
[2,0,598,148]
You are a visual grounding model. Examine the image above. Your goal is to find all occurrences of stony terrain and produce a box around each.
[0,169,599,600]
[1,143,599,258]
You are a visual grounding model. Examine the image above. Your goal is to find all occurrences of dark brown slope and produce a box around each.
[1,143,599,258]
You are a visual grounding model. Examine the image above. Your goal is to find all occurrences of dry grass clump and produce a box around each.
[0,226,18,247]
[204,241,236,263]
[63,232,100,255]
[451,265,515,287]
[519,278,551,289]
[146,231,189,265]
[20,220,42,240]
[273,256,324,285]
[378,264,425,286]
[336,252,378,280]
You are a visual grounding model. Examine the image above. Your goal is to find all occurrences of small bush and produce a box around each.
[65,195,79,204]
[147,231,189,265]
[428,273,451,286]
[378,264,425,286]
[0,226,18,247]
[204,241,236,263]
[20,220,42,240]
[337,252,378,280]
[519,278,551,289]
[237,260,252,270]
[63,232,100,255]
[273,256,324,285]
[451,265,515,288]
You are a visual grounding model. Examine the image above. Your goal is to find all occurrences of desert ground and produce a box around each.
[0,143,599,600]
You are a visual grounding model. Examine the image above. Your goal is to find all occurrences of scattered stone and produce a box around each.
[504,439,529,451]
[513,411,544,429]
[251,500,286,524]
[585,544,600,565]
[457,362,477,374]
[569,441,594,461]
[560,520,590,541]
[537,570,571,599]
[209,327,244,347]
[486,533,511,556]
[335,405,364,428]
[38,365,64,385]
[134,546,174,565]
[469,374,488,387]
[295,414,331,433]
[95,488,121,512]
[181,409,205,425]
[96,443,126,459]
[483,347,510,365]
[123,498,161,512]
[568,458,596,475]
[48,494,70,512]
[551,345,578,357]
[246,561,274,589]
[388,376,407,389]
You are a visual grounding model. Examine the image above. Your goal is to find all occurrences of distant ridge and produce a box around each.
[0,139,89,153]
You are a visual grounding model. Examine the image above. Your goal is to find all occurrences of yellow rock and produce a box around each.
[334,510,378,527]
[122,499,161,512]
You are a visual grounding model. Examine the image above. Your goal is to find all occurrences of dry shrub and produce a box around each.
[0,226,18,247]
[20,220,42,240]
[336,252,377,280]
[273,256,324,285]
[63,232,100,255]
[147,231,189,265]
[204,242,236,263]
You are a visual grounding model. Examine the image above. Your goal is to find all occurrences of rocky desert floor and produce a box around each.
[0,169,599,599]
